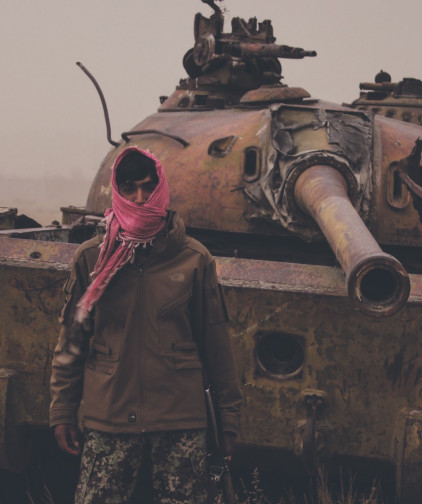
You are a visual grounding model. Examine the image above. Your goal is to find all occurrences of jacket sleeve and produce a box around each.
[201,259,243,436]
[49,250,92,427]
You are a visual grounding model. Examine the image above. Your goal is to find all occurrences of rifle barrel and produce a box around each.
[239,43,316,59]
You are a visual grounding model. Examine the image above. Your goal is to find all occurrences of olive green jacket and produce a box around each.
[50,212,242,435]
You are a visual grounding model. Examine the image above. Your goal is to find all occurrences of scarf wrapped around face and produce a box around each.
[75,147,169,323]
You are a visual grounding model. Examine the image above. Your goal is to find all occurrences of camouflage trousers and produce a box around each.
[74,428,210,504]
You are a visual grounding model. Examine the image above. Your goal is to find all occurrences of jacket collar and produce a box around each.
[146,210,186,259]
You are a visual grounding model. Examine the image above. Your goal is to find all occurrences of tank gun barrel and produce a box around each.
[359,82,398,92]
[238,43,317,59]
[294,165,410,317]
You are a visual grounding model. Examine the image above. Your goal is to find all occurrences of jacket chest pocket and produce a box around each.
[157,288,193,356]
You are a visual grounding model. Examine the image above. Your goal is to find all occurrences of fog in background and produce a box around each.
[1,0,421,224]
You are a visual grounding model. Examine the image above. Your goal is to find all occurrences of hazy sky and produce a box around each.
[1,0,422,220]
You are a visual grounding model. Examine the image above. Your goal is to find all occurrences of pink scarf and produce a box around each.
[75,147,169,323]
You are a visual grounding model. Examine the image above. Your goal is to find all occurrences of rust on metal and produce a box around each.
[86,108,274,234]
[0,238,77,470]
[0,208,17,230]
[121,129,189,147]
[396,139,422,224]
[238,43,316,59]
[0,369,31,472]
[293,164,410,316]
[216,256,346,297]
[240,86,310,104]
[76,62,119,147]
[216,256,422,304]
[392,409,422,503]
[371,115,422,246]
[351,71,422,126]
[0,236,78,270]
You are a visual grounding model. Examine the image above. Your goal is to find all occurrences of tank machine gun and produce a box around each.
[183,0,316,89]
[1,2,422,503]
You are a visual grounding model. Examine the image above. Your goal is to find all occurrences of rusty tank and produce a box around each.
[349,69,422,125]
[2,1,422,502]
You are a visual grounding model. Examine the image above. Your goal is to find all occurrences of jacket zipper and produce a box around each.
[139,266,145,432]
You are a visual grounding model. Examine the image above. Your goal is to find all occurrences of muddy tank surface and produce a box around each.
[2,1,422,503]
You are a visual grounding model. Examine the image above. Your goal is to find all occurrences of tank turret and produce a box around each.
[350,70,422,125]
[85,5,419,318]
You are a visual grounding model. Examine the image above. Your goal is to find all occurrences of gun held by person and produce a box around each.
[204,383,237,504]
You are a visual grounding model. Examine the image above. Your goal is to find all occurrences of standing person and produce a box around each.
[50,146,242,503]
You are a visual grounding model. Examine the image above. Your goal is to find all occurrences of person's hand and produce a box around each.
[222,432,236,461]
[54,424,82,456]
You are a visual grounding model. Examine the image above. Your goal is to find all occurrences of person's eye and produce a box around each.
[121,184,135,194]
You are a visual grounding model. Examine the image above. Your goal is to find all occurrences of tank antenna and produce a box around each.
[201,0,222,15]
[76,62,119,147]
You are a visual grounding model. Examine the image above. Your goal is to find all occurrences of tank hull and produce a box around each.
[1,236,422,501]
[0,237,77,472]
[86,104,422,248]
[218,256,422,502]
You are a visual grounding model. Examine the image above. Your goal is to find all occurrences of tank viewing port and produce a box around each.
[255,332,304,380]
[243,147,261,182]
